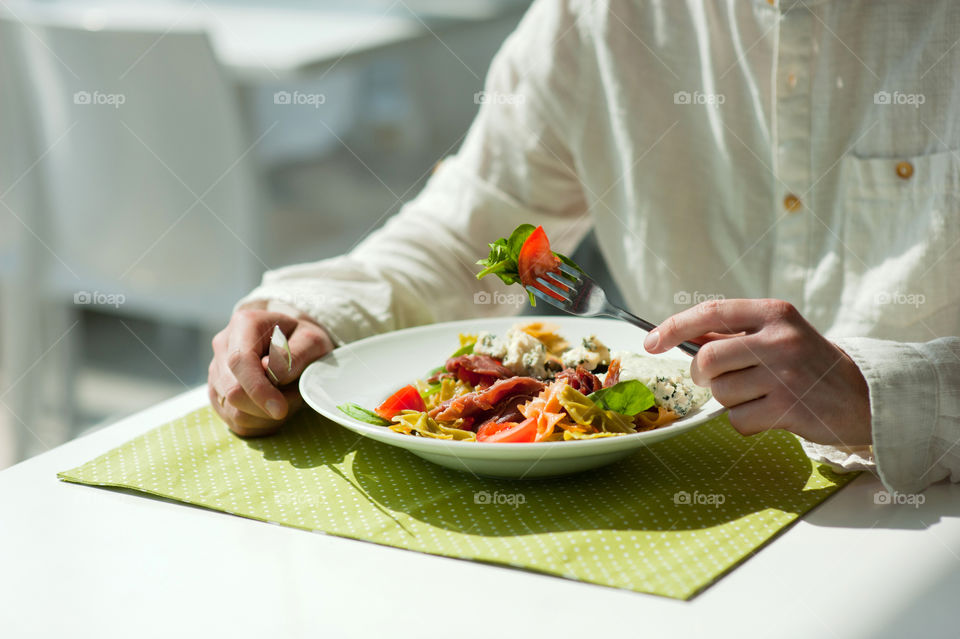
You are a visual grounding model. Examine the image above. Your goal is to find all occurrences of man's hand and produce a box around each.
[644,299,871,446]
[208,310,333,437]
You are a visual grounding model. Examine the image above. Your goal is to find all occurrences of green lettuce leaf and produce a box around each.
[587,380,655,417]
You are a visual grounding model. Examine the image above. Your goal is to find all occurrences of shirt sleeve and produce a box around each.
[817,336,960,494]
[236,0,591,345]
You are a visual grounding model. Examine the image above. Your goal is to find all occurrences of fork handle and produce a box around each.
[611,308,701,357]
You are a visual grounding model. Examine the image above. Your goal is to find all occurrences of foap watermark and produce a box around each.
[873,91,925,108]
[73,90,126,109]
[674,290,725,306]
[74,290,125,309]
[474,490,525,508]
[474,90,525,106]
[275,491,324,508]
[873,489,925,508]
[274,91,326,108]
[674,490,726,508]
[473,291,528,308]
[673,90,725,106]
[875,291,925,309]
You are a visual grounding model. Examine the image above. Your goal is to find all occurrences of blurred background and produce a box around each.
[0,0,620,470]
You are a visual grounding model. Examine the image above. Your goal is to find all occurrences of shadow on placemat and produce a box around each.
[244,408,843,536]
[60,405,857,600]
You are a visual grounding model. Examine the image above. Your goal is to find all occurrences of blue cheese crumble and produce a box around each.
[474,331,507,359]
[561,335,610,371]
[501,328,548,378]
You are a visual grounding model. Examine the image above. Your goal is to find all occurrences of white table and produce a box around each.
[2,386,959,638]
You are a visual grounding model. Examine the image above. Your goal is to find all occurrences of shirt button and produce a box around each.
[895,161,914,180]
[783,194,802,212]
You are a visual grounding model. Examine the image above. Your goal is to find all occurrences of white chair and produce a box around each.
[0,14,265,463]
[0,15,59,465]
[17,17,265,328]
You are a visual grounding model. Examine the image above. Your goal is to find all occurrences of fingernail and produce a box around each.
[644,329,660,352]
[265,399,285,420]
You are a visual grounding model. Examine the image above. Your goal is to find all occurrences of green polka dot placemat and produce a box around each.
[58,406,856,600]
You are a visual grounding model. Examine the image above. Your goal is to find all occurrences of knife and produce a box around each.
[266,324,293,386]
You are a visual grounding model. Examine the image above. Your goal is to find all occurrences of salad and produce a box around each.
[337,323,711,443]
[337,224,710,443]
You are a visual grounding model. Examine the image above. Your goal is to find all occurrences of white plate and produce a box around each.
[300,316,727,479]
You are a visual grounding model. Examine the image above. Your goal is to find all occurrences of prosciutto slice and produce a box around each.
[445,354,514,387]
[430,376,545,424]
[555,366,602,394]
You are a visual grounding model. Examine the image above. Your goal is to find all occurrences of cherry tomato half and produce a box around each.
[375,384,426,420]
[476,417,537,443]
[518,225,564,300]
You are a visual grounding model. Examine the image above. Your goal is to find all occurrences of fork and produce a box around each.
[526,263,701,357]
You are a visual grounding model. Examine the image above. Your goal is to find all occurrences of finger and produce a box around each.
[707,365,769,407]
[727,396,788,436]
[226,408,281,437]
[227,316,289,420]
[687,331,747,346]
[645,299,766,354]
[212,330,275,419]
[214,361,272,419]
[273,323,333,385]
[690,335,761,384]
[228,387,303,437]
[210,373,300,437]
[208,382,269,432]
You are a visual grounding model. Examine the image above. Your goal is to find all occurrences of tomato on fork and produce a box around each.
[517,225,565,301]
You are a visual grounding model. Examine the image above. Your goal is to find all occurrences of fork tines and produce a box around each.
[535,275,570,299]
[527,285,563,308]
[557,263,582,280]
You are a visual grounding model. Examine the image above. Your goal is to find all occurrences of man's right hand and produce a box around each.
[208,309,333,437]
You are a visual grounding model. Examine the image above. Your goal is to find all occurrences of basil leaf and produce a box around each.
[337,403,391,426]
[587,380,655,416]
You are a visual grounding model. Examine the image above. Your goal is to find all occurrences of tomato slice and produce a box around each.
[476,417,537,443]
[517,225,564,300]
[374,384,426,420]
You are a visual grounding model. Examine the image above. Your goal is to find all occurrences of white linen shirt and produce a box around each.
[239,0,960,494]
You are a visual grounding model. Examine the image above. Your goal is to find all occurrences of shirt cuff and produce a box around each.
[797,437,875,474]
[234,261,382,347]
[831,336,941,494]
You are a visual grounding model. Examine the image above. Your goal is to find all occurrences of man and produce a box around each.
[208,0,960,494]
